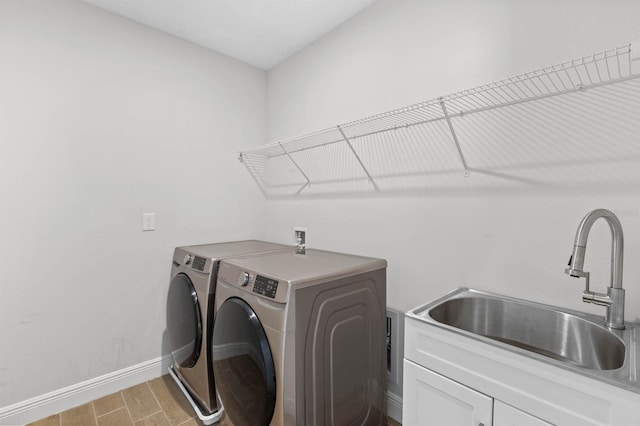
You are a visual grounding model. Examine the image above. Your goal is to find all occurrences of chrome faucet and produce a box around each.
[565,209,625,329]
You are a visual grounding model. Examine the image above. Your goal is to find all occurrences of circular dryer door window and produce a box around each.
[212,297,276,426]
[167,273,202,368]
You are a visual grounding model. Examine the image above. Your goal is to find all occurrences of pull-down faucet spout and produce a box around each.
[565,209,625,330]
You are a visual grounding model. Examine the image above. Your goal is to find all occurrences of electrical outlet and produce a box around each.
[142,213,156,231]
[293,226,307,254]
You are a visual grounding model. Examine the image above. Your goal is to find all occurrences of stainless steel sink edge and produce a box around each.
[406,287,640,393]
[410,287,623,329]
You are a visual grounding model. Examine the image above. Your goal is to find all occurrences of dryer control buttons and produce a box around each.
[192,256,206,271]
[253,275,278,299]
[183,254,192,265]
[237,272,250,287]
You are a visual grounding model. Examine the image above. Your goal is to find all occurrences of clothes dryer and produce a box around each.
[212,249,387,426]
[167,240,292,424]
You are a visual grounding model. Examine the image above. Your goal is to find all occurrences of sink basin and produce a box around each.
[408,288,640,392]
[428,295,625,370]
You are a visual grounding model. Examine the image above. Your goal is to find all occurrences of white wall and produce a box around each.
[264,0,640,322]
[0,0,266,407]
[3,0,640,417]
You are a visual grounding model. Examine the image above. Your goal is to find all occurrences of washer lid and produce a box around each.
[179,240,292,260]
[220,248,387,288]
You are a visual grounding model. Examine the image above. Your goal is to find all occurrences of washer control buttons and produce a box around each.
[253,275,278,299]
[183,254,192,265]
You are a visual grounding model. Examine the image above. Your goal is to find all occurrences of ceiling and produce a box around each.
[81,0,376,70]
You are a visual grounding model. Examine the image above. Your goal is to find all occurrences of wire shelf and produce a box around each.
[239,42,640,197]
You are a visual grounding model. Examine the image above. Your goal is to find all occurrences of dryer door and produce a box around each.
[212,297,276,426]
[167,273,202,368]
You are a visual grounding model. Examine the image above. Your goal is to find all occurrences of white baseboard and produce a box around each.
[0,355,172,426]
[387,391,403,423]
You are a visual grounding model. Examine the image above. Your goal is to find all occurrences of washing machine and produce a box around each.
[212,248,388,426]
[166,240,293,424]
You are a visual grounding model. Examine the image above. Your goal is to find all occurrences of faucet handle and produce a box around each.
[581,271,590,293]
[580,272,611,306]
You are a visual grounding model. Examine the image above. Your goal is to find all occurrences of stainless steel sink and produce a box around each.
[409,288,640,391]
[428,294,625,370]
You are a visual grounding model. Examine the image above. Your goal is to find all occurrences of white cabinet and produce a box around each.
[403,359,492,426]
[493,401,552,426]
[403,314,640,425]
[403,359,551,426]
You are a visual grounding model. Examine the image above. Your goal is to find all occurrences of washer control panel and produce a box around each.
[253,275,279,299]
[221,265,288,303]
[192,256,206,272]
[218,262,288,303]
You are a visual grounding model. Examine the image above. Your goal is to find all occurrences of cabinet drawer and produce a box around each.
[494,401,552,426]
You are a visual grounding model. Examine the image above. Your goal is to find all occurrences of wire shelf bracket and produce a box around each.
[439,98,470,177]
[337,125,380,190]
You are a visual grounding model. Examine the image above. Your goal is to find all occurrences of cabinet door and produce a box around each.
[402,360,493,426]
[494,401,552,426]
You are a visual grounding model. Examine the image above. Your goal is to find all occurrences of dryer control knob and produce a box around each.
[183,254,192,265]
[237,272,250,287]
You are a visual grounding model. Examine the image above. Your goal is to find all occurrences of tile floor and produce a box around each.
[27,375,402,426]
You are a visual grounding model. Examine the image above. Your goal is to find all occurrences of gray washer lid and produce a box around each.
[221,248,387,288]
[179,240,292,260]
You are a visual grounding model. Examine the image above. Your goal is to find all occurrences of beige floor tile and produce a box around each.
[26,375,401,426]
[96,407,133,426]
[26,413,60,426]
[217,412,235,426]
[134,412,170,426]
[148,376,194,425]
[175,419,200,426]
[388,417,402,426]
[60,403,96,426]
[122,383,162,422]
[93,392,125,416]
